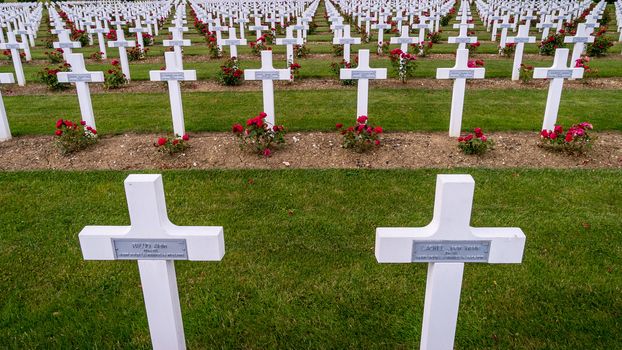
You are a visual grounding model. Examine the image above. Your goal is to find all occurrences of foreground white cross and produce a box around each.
[57,53,104,130]
[436,49,485,137]
[376,174,526,350]
[0,31,26,86]
[79,174,225,350]
[108,29,136,81]
[149,52,196,137]
[507,24,536,81]
[533,48,583,131]
[340,49,387,119]
[244,50,290,126]
[0,72,15,141]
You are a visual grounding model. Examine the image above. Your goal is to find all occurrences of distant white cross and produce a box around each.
[507,24,536,80]
[149,52,197,137]
[340,49,387,119]
[79,174,224,350]
[107,29,136,81]
[333,25,361,63]
[376,174,526,350]
[564,23,594,68]
[276,27,302,64]
[390,25,417,52]
[436,49,485,137]
[248,17,268,40]
[129,17,148,52]
[244,50,291,126]
[0,72,15,141]
[0,31,25,86]
[371,19,391,54]
[57,53,104,130]
[53,30,81,60]
[88,19,110,59]
[163,27,191,69]
[220,27,247,58]
[448,24,477,50]
[533,48,583,131]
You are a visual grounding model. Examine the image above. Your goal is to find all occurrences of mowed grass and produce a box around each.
[0,169,620,348]
[4,88,622,135]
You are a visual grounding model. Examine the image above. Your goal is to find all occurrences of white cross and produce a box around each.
[376,174,525,350]
[212,19,229,51]
[490,13,504,41]
[88,18,110,59]
[129,17,147,52]
[79,174,224,350]
[533,48,583,131]
[53,30,81,60]
[536,15,556,40]
[149,52,196,137]
[291,17,308,42]
[107,29,136,81]
[14,22,32,61]
[564,23,594,67]
[0,31,25,86]
[436,49,485,137]
[413,18,433,44]
[390,25,417,52]
[507,24,536,80]
[276,27,302,64]
[498,14,515,48]
[248,17,268,40]
[340,49,387,119]
[0,72,14,141]
[163,27,191,69]
[371,19,391,54]
[236,15,248,40]
[333,25,361,63]
[57,53,104,130]
[448,24,477,50]
[220,27,247,58]
[521,9,537,28]
[244,50,290,126]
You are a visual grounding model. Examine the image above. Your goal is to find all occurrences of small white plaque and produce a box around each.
[4,44,21,49]
[255,71,280,79]
[280,39,299,45]
[160,72,186,80]
[112,238,188,260]
[449,70,475,78]
[512,37,531,43]
[68,74,94,82]
[340,38,357,44]
[571,37,589,43]
[396,37,414,44]
[547,70,573,78]
[351,71,377,79]
[454,37,472,43]
[167,40,186,46]
[412,240,491,262]
[111,42,130,47]
[223,40,241,45]
[59,42,79,48]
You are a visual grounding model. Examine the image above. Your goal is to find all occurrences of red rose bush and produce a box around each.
[54,118,98,154]
[232,112,286,157]
[336,115,383,153]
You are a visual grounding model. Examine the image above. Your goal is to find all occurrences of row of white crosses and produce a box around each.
[76,172,524,350]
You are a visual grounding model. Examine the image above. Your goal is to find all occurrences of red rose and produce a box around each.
[273,125,280,132]
[172,139,179,145]
[56,119,64,128]
[336,123,343,129]
[565,133,573,142]
[157,137,167,146]
[80,120,86,125]
[259,112,267,118]
[182,134,189,141]
[91,129,97,135]
[374,126,383,133]
[55,129,62,136]
[357,115,368,124]
[263,148,271,157]
[111,60,119,66]
[474,127,482,136]
[480,135,487,142]
[374,140,380,146]
[464,134,473,141]
[550,132,558,139]
[458,136,464,142]
[232,124,243,133]
[540,130,549,138]
[554,125,563,134]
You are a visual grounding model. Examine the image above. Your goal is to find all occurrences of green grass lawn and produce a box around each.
[4,88,621,135]
[0,169,620,348]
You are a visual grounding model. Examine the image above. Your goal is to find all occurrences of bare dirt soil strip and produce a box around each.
[1,132,620,171]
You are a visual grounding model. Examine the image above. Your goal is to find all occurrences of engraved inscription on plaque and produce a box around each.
[340,38,357,44]
[412,240,491,262]
[449,70,475,79]
[4,44,21,49]
[255,71,280,80]
[223,40,241,45]
[59,42,79,48]
[351,71,377,79]
[93,29,108,33]
[280,39,299,45]
[160,72,186,81]
[396,37,414,44]
[167,40,186,46]
[571,37,588,43]
[454,37,473,43]
[111,42,130,47]
[512,37,531,43]
[547,69,573,79]
[68,74,94,83]
[113,238,188,260]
